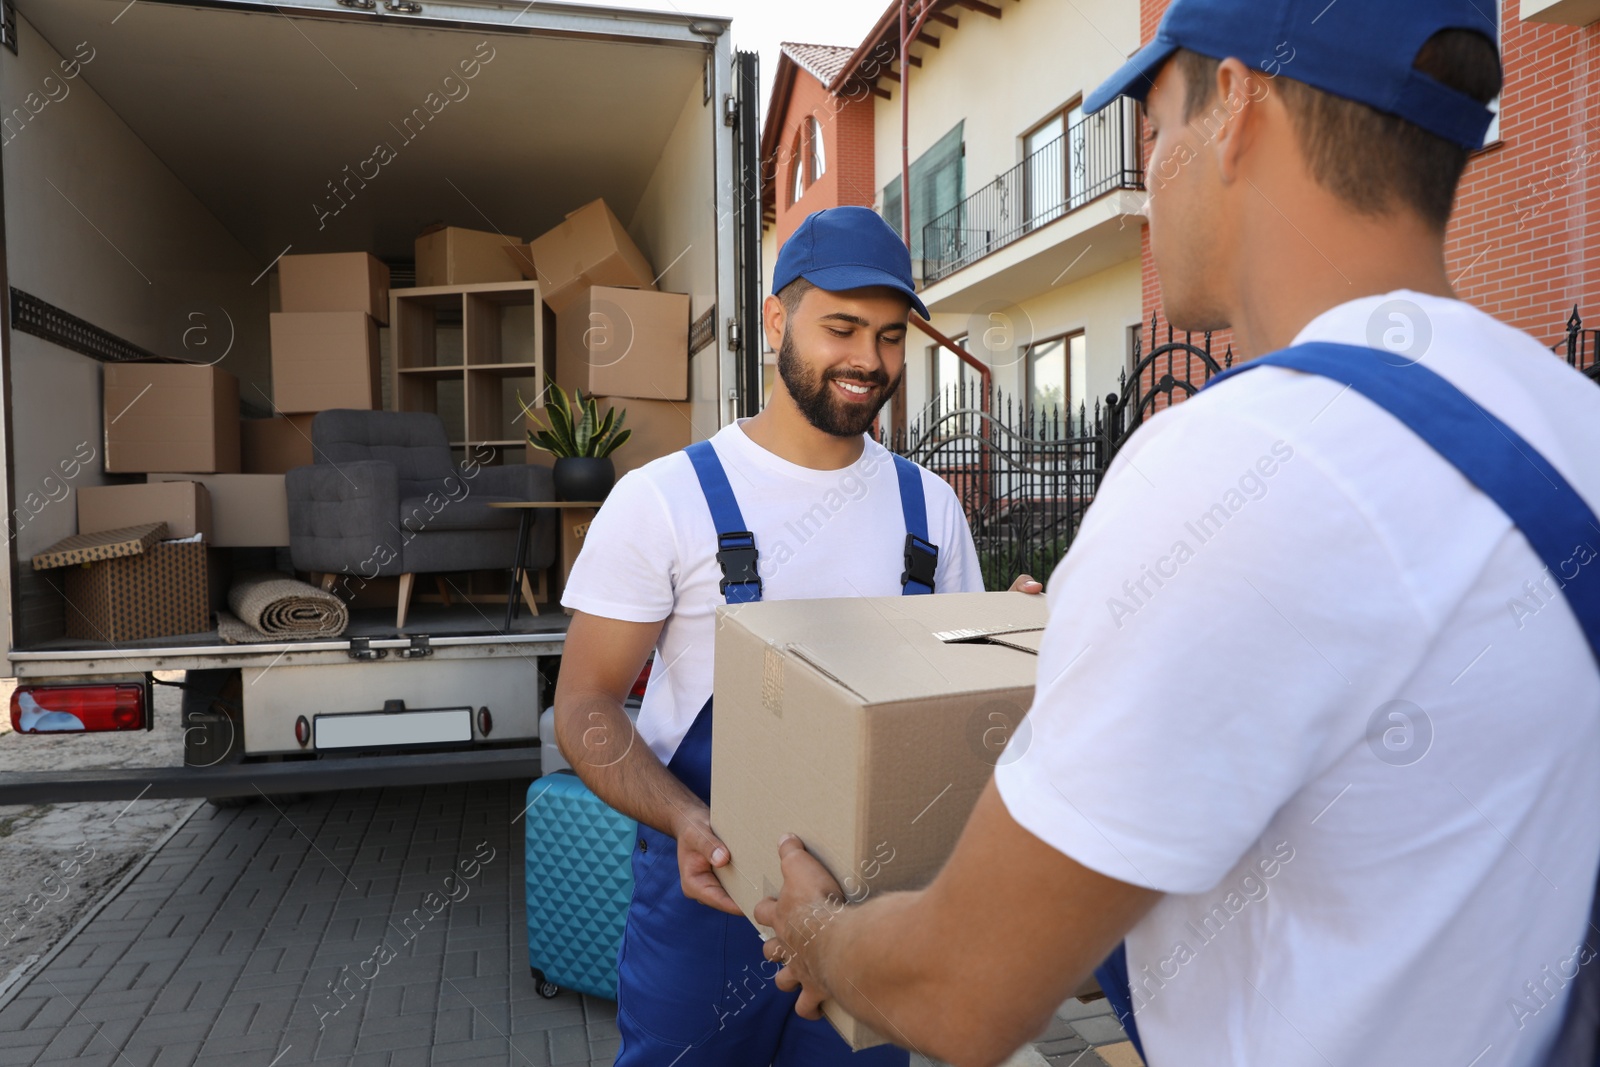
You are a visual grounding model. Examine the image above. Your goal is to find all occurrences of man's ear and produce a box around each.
[1211,57,1269,185]
[763,294,787,354]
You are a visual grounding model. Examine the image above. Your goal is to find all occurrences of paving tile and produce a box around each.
[1070,1015,1131,1046]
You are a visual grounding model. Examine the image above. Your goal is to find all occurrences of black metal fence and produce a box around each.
[891,307,1599,591]
[921,99,1144,285]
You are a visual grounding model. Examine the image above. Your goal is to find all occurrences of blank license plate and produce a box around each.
[314,708,473,750]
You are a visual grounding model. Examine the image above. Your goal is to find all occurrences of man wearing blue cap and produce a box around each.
[554,206,1025,1065]
[756,2,1600,1066]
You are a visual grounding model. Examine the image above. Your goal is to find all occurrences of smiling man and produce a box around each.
[553,207,1016,1066]
[755,2,1600,1066]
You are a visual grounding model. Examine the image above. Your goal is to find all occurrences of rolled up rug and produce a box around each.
[218,572,349,644]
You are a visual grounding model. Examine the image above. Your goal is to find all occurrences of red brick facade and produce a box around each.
[1138,1,1600,358]
[765,58,878,250]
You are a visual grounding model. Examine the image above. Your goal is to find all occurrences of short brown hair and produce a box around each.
[777,276,816,315]
[1173,31,1502,230]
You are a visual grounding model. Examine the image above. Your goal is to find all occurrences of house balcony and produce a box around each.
[919,99,1145,314]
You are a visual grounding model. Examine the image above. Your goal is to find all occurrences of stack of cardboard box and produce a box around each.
[268,252,387,418]
[518,199,699,482]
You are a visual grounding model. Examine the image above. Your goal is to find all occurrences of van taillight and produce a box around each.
[630,661,652,699]
[10,684,146,734]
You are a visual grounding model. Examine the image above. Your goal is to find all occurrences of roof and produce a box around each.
[780,42,855,87]
[828,0,1012,95]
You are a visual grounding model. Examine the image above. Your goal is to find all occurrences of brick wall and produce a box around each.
[771,69,878,250]
[1139,0,1600,360]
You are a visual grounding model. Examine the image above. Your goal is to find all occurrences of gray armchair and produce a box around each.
[286,410,556,626]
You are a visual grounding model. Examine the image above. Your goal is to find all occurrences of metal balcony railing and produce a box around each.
[922,99,1144,285]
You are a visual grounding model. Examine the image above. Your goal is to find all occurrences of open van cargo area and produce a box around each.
[1,0,737,663]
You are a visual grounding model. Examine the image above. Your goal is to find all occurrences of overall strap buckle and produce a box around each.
[902,533,938,595]
[716,531,762,598]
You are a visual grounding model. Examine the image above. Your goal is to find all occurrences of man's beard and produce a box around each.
[776,329,903,438]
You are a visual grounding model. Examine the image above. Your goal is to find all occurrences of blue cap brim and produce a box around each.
[801,264,931,320]
[1084,39,1179,115]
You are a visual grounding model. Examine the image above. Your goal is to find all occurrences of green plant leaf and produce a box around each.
[594,406,616,445]
[574,391,597,457]
[546,388,577,456]
[597,427,632,458]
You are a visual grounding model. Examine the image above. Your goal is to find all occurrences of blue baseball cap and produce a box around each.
[773,206,930,320]
[1084,0,1499,150]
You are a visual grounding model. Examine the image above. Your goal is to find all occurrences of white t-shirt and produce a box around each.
[563,422,984,765]
[995,291,1600,1066]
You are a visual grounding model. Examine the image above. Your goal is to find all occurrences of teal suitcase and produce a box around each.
[524,770,635,1000]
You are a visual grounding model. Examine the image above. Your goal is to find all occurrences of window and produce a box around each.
[930,335,977,405]
[808,117,826,183]
[884,121,965,268]
[1027,332,1088,423]
[1024,102,1088,229]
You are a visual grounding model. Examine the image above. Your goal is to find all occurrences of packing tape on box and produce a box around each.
[761,646,784,717]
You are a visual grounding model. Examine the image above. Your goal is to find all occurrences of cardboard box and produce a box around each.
[529,199,657,314]
[103,364,241,474]
[148,473,289,547]
[502,243,539,281]
[414,225,525,288]
[270,312,380,414]
[242,414,318,474]
[32,523,210,642]
[278,253,390,325]
[556,288,690,401]
[711,592,1049,1049]
[552,506,597,607]
[78,481,212,541]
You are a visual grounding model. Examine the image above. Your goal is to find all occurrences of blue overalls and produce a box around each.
[1095,342,1600,1064]
[614,441,938,1066]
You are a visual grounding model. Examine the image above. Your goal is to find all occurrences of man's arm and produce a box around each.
[554,610,740,915]
[754,779,1160,1067]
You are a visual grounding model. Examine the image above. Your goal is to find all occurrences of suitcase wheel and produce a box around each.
[530,968,561,1000]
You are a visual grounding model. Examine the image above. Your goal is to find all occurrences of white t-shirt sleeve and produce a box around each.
[560,470,679,623]
[994,404,1432,894]
[926,472,986,594]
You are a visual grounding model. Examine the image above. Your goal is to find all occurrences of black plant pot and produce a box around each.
[553,457,615,502]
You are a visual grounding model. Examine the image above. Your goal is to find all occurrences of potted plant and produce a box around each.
[521,386,631,501]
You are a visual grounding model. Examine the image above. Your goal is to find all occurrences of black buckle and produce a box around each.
[902,534,939,592]
[716,532,762,596]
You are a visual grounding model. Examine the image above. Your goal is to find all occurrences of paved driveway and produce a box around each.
[0,782,1134,1067]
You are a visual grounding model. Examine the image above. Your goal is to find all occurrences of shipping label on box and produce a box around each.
[78,481,212,541]
[278,253,390,324]
[711,591,1049,1049]
[270,312,380,414]
[414,226,525,287]
[103,364,241,474]
[556,288,690,401]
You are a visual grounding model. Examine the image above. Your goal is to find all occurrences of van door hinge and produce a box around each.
[724,95,738,128]
[398,635,433,659]
[384,1,423,12]
[347,637,387,661]
[727,320,740,352]
[336,0,377,8]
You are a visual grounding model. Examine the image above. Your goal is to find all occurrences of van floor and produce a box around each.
[19,603,571,653]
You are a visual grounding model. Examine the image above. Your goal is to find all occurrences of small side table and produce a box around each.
[488,501,604,632]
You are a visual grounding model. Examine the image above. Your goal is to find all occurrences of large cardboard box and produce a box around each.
[523,396,706,478]
[242,414,318,474]
[711,592,1049,1049]
[103,364,241,474]
[32,523,211,642]
[556,288,690,401]
[529,199,657,314]
[78,481,212,541]
[278,253,390,325]
[270,312,380,414]
[148,473,289,547]
[414,225,524,287]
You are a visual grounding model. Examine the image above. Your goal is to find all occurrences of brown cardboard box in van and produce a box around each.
[103,364,241,474]
[148,473,289,547]
[277,253,390,324]
[32,523,211,643]
[711,592,1049,1049]
[242,414,318,474]
[269,312,380,414]
[555,288,690,400]
[414,225,525,287]
[528,199,657,314]
[77,481,213,541]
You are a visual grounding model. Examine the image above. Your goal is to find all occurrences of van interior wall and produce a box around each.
[628,73,721,431]
[2,14,269,645]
